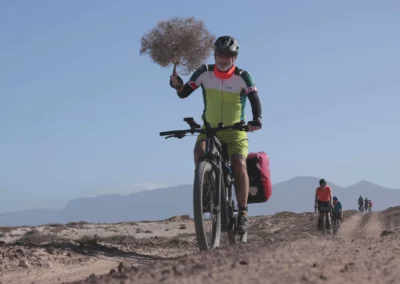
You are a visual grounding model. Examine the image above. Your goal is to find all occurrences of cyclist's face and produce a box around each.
[320,183,326,189]
[215,52,236,71]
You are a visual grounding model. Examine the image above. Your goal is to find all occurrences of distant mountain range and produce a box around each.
[1,176,399,226]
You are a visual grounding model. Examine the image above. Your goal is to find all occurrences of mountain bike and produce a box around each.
[331,212,341,237]
[160,117,261,251]
[314,205,332,237]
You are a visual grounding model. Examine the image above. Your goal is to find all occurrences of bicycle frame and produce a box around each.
[198,125,234,232]
[160,118,260,233]
[160,117,261,240]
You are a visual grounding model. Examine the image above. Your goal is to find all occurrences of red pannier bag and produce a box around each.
[246,152,272,204]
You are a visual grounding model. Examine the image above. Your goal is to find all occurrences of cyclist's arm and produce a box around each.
[170,65,207,99]
[314,188,318,205]
[248,91,262,121]
[240,71,262,121]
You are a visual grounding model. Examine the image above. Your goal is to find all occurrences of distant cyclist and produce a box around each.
[314,179,333,233]
[331,196,343,222]
[358,195,363,211]
[364,197,369,211]
[368,199,372,212]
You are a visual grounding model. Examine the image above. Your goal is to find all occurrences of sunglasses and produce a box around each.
[214,51,236,58]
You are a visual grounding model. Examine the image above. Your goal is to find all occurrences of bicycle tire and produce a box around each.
[193,160,221,251]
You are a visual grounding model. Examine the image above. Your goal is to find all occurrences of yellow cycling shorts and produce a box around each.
[196,128,248,158]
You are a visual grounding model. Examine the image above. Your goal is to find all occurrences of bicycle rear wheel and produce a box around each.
[193,160,221,251]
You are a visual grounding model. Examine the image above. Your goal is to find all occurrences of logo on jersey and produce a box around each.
[188,81,198,89]
[245,86,257,94]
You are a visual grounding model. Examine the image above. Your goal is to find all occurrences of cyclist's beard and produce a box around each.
[216,61,233,72]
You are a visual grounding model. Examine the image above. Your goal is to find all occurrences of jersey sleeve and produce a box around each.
[187,64,207,90]
[240,71,258,95]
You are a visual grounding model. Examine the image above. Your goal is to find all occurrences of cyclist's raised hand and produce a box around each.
[170,68,184,90]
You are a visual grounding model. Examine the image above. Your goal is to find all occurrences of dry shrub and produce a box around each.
[140,16,215,75]
[98,235,137,245]
[24,228,40,236]
[14,231,62,245]
[49,226,66,234]
[66,221,89,229]
[0,227,14,233]
[77,235,98,246]
[46,223,65,228]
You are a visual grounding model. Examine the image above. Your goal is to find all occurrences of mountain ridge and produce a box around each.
[1,177,399,226]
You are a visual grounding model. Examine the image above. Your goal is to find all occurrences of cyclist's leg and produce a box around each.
[223,130,249,233]
[324,202,332,230]
[230,148,249,209]
[326,212,331,230]
[194,134,206,166]
[317,201,324,231]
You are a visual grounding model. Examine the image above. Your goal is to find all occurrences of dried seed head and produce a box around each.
[140,17,216,75]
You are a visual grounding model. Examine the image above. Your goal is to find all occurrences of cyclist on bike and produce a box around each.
[365,197,371,211]
[358,195,363,210]
[331,196,343,221]
[169,35,263,234]
[314,179,333,233]
[368,199,373,210]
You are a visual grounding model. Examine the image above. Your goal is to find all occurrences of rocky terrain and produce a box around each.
[0,207,399,284]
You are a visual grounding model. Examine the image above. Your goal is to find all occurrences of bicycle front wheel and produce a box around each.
[193,160,221,251]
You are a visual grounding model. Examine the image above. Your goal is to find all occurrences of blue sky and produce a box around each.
[1,0,399,212]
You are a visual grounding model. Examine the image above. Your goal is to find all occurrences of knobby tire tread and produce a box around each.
[193,160,221,251]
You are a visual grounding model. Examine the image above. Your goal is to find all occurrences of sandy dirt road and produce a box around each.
[1,208,399,284]
[72,209,399,284]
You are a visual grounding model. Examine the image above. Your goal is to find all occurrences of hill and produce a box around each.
[1,177,399,226]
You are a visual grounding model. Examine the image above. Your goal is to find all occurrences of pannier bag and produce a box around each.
[246,152,272,204]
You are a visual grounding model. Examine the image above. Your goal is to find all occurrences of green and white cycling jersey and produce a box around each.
[178,64,259,127]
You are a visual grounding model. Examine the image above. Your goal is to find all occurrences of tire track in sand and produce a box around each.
[355,211,383,238]
[338,212,383,239]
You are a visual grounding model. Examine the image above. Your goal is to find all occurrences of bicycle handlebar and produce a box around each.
[159,117,261,139]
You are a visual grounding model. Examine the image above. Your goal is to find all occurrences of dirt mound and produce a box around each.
[165,215,193,222]
[0,221,197,284]
[73,236,400,284]
[381,206,400,235]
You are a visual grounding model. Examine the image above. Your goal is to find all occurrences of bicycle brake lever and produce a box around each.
[165,134,186,139]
